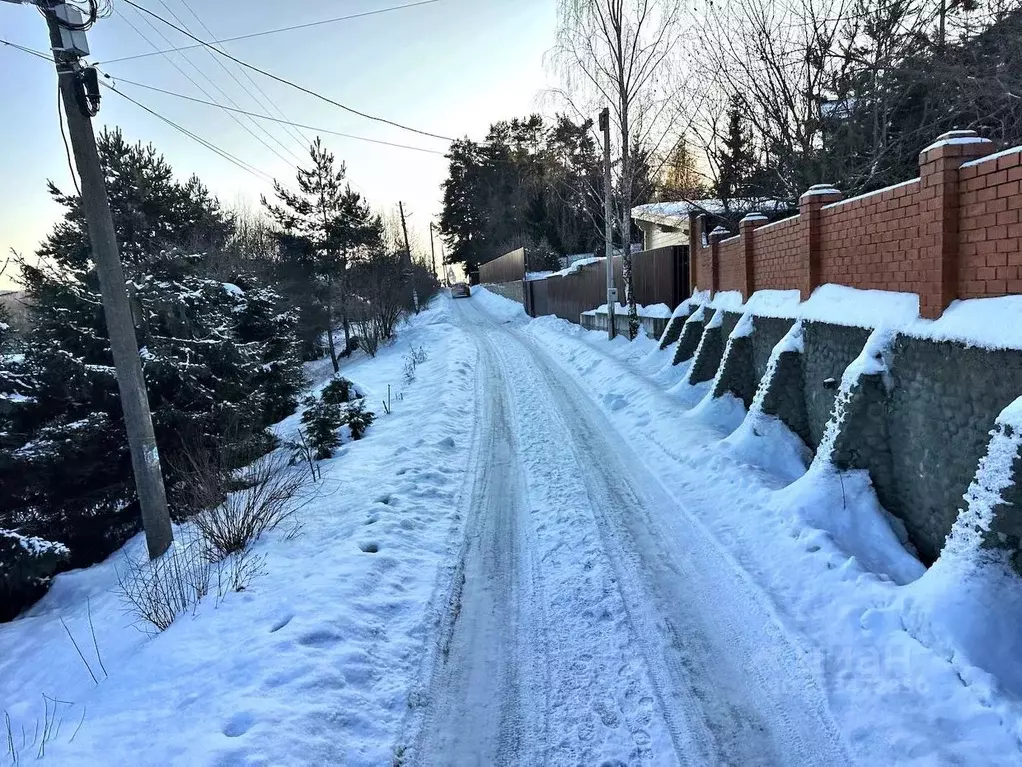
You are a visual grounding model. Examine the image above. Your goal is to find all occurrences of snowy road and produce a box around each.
[407,297,854,765]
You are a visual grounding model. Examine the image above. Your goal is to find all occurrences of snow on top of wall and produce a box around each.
[709,290,744,311]
[544,256,604,279]
[583,302,673,319]
[799,284,920,329]
[631,198,791,226]
[743,289,803,318]
[641,303,673,318]
[526,271,554,281]
[922,134,994,152]
[906,296,1022,350]
[800,185,842,198]
[960,145,1022,169]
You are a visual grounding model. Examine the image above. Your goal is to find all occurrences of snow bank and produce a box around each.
[0,296,480,766]
[471,286,528,323]
[721,321,812,482]
[773,463,924,585]
[776,327,924,584]
[901,396,1022,696]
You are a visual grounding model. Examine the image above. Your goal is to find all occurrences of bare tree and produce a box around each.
[551,0,688,338]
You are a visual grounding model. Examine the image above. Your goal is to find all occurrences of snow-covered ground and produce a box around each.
[2,289,1020,765]
[0,299,479,765]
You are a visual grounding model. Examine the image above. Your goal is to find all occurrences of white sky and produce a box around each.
[0,0,558,289]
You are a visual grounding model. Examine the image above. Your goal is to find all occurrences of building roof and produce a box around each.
[631,198,792,228]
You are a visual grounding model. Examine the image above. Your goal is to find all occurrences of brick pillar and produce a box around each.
[739,212,768,299]
[798,184,844,300]
[918,130,994,319]
[709,226,729,295]
[688,210,700,294]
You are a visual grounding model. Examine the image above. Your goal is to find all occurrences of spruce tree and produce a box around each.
[0,131,305,616]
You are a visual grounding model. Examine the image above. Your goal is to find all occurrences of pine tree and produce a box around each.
[264,138,360,373]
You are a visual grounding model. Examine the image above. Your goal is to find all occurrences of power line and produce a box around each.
[120,0,454,142]
[0,38,52,61]
[171,0,312,150]
[98,72,448,155]
[117,5,305,166]
[100,81,277,184]
[0,39,413,254]
[98,0,439,65]
[149,0,309,159]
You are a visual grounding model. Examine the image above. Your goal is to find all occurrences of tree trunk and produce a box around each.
[619,88,639,341]
[340,250,351,350]
[326,272,339,373]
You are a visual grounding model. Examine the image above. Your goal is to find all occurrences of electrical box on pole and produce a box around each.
[53,3,89,55]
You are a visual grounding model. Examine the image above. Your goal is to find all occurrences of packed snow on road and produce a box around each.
[2,290,1020,765]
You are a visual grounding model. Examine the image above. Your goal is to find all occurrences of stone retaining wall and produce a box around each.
[668,300,1022,566]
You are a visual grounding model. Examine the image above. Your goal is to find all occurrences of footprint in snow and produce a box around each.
[222,712,255,738]
[602,393,627,411]
[269,613,293,633]
[437,436,456,449]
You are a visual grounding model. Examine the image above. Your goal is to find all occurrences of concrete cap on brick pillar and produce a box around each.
[740,211,769,228]
[799,184,843,205]
[709,226,731,241]
[919,129,994,165]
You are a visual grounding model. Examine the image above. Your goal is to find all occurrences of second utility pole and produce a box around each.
[428,222,439,284]
[398,202,419,313]
[43,2,173,559]
[600,107,617,340]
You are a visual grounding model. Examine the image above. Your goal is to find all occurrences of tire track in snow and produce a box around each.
[466,299,853,766]
[404,326,547,765]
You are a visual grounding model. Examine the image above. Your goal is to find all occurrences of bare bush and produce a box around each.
[351,249,405,358]
[194,451,307,561]
[118,532,212,633]
[117,530,268,633]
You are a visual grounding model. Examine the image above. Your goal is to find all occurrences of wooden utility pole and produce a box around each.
[428,222,439,283]
[42,2,173,559]
[398,202,419,313]
[599,107,617,340]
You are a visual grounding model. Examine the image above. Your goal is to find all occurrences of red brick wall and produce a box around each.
[958,148,1022,297]
[750,216,802,291]
[717,236,745,293]
[817,179,923,294]
[682,135,1022,314]
[697,245,713,293]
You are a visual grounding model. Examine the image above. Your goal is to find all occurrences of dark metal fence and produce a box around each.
[525,246,688,323]
[479,248,526,285]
